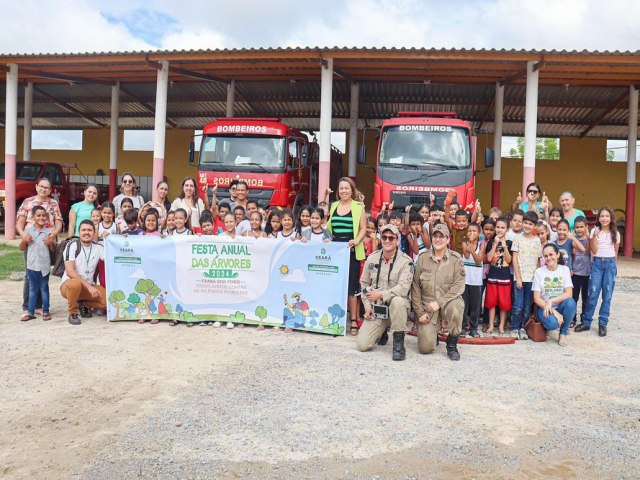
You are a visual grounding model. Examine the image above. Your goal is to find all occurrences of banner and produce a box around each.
[105,235,350,335]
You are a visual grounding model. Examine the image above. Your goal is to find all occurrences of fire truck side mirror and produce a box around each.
[188,140,195,164]
[484,148,495,168]
[301,144,308,167]
[357,145,367,165]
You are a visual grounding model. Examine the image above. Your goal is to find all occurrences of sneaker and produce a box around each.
[226,322,235,329]
[518,328,529,340]
[574,323,591,333]
[599,325,607,337]
[212,321,222,328]
[68,314,81,325]
[79,302,92,318]
[510,329,519,339]
[470,329,480,338]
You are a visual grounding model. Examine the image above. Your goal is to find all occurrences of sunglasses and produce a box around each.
[123,179,134,184]
[381,235,396,242]
[527,190,539,194]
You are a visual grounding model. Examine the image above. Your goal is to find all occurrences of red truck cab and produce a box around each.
[360,112,493,217]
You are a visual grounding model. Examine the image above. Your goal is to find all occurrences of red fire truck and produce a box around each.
[359,112,494,217]
[192,117,341,209]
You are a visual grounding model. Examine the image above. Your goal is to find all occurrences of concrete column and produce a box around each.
[152,61,169,191]
[624,85,638,257]
[4,64,19,239]
[491,82,504,208]
[348,82,359,179]
[318,58,333,202]
[109,82,120,200]
[226,80,236,117]
[522,61,539,195]
[23,81,33,161]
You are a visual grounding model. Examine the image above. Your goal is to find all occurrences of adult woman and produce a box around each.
[558,191,585,230]
[327,177,367,336]
[155,181,172,213]
[575,207,620,337]
[512,182,551,219]
[16,177,63,316]
[170,176,206,229]
[113,172,145,216]
[532,243,576,346]
[68,184,98,237]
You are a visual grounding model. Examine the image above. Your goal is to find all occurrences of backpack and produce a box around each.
[52,237,80,278]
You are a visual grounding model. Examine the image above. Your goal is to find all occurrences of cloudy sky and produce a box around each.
[1,0,639,54]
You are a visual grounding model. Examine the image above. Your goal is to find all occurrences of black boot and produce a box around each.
[446,335,461,361]
[392,332,406,361]
[378,327,389,346]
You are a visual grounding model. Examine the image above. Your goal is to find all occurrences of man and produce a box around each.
[16,177,63,316]
[60,220,107,325]
[357,224,414,361]
[230,181,248,210]
[411,223,466,361]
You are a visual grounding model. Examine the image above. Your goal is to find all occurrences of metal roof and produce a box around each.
[1,47,639,137]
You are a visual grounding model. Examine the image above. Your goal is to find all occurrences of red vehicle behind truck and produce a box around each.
[0,161,109,222]
[359,112,494,217]
[192,117,341,209]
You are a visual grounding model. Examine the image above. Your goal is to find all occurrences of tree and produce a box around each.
[135,279,162,317]
[230,311,246,323]
[319,313,329,328]
[328,304,345,323]
[255,306,268,327]
[127,293,142,319]
[108,290,126,319]
[508,137,560,160]
[607,148,616,161]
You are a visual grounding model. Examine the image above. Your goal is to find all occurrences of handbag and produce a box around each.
[524,314,547,342]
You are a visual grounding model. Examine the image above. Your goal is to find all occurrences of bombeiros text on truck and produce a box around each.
[358,112,494,216]
[190,117,342,209]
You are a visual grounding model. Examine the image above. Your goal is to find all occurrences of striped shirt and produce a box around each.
[330,211,354,242]
[463,242,483,286]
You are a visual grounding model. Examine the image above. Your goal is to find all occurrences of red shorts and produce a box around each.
[484,281,512,311]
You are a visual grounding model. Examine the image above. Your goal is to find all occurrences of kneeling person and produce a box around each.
[357,224,414,361]
[411,223,466,360]
[60,220,107,325]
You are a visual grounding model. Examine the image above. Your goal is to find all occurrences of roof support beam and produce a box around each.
[168,66,228,85]
[20,69,113,85]
[500,60,544,86]
[120,85,177,128]
[32,85,105,127]
[579,90,630,138]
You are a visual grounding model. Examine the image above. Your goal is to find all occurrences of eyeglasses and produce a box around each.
[381,235,396,242]
[123,180,134,184]
[37,184,51,190]
[527,190,539,194]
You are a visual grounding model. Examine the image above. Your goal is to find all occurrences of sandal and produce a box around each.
[186,322,195,328]
[21,313,36,322]
[42,313,52,321]
[138,319,146,324]
[284,327,294,334]
[350,320,359,336]
[169,320,178,327]
[150,319,159,325]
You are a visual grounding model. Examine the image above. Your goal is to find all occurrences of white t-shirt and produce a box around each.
[61,241,105,285]
[532,265,572,303]
[590,229,620,258]
[511,234,543,282]
[235,219,251,235]
[170,197,206,228]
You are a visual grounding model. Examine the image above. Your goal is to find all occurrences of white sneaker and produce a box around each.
[518,328,529,340]
[510,329,519,339]
[226,322,235,329]
[213,321,222,328]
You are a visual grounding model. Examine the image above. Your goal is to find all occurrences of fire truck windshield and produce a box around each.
[379,126,470,169]
[199,135,285,169]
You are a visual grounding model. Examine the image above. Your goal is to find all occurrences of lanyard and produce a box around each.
[375,249,398,289]
[80,243,92,277]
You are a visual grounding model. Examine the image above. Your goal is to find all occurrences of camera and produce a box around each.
[373,303,389,320]
[354,286,373,297]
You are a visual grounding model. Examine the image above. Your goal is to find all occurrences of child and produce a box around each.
[278,208,296,240]
[555,219,585,271]
[389,212,410,255]
[506,209,524,242]
[318,201,330,228]
[575,207,619,337]
[361,215,377,254]
[488,207,502,221]
[263,209,282,238]
[96,201,118,242]
[548,207,564,242]
[406,212,430,260]
[234,206,250,235]
[301,208,332,242]
[222,212,237,239]
[161,211,175,236]
[296,206,313,236]
[244,211,264,238]
[91,208,102,228]
[116,198,134,232]
[172,208,192,235]
[213,201,231,235]
[19,206,54,322]
[484,217,512,335]
[480,218,496,331]
[447,209,469,255]
[536,221,551,267]
[511,211,543,340]
[462,222,484,337]
[141,210,161,236]
[417,204,430,223]
[197,211,215,235]
[571,216,591,327]
[121,209,141,236]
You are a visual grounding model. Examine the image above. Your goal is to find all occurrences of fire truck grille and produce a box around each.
[390,191,456,209]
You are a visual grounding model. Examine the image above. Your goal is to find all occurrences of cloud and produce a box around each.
[129,268,146,279]
[281,269,306,283]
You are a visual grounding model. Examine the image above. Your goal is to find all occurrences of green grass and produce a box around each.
[0,245,25,280]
